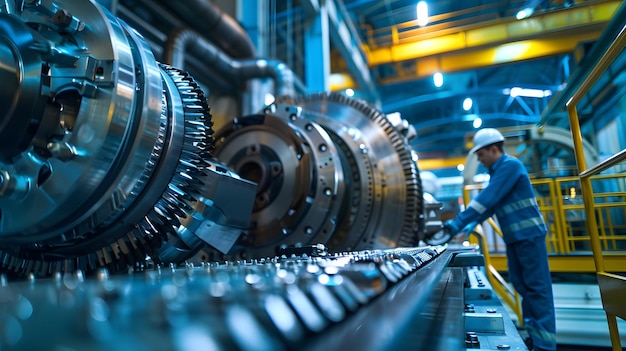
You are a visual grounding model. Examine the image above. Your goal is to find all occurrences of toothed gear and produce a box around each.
[211,92,423,259]
[212,103,345,258]
[292,92,423,250]
[0,64,214,277]
[0,1,223,277]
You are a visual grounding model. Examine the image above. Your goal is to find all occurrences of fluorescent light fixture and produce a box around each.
[463,97,473,111]
[504,87,553,98]
[417,1,428,27]
[473,117,482,129]
[494,42,531,63]
[433,72,443,87]
[516,7,533,20]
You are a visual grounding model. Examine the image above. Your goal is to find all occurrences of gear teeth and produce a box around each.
[0,64,214,278]
[295,92,423,248]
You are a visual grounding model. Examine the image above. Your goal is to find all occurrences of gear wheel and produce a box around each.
[0,65,214,277]
[293,92,423,250]
[0,2,259,278]
[211,92,423,258]
[212,103,344,258]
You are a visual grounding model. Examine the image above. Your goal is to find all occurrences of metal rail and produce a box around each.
[461,171,626,342]
[565,21,626,351]
[464,176,626,258]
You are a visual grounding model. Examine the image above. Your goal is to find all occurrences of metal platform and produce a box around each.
[0,245,528,351]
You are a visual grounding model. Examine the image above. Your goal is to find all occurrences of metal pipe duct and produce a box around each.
[156,0,256,59]
[164,28,305,97]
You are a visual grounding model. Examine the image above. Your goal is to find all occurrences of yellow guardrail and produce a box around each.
[547,174,626,255]
[462,174,626,333]
[565,18,626,351]
[464,174,626,256]
[454,6,626,348]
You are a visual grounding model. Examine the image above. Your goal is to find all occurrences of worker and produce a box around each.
[443,128,556,351]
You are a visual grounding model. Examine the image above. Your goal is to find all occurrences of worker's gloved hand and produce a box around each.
[461,221,479,235]
[443,220,460,235]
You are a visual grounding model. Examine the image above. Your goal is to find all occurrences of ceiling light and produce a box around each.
[473,117,482,129]
[516,7,533,19]
[505,87,553,98]
[345,88,355,97]
[494,42,531,62]
[463,97,473,111]
[433,72,443,87]
[417,1,428,27]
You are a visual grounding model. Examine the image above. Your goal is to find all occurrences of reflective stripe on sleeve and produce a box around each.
[468,199,487,214]
[503,216,544,232]
[500,198,538,215]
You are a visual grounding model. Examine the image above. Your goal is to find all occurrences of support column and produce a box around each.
[304,1,330,93]
[237,0,271,115]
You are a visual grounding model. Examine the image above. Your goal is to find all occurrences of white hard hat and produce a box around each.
[470,128,504,154]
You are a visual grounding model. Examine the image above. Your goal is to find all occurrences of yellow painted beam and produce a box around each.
[365,1,620,67]
[329,73,356,92]
[379,31,604,84]
[417,156,467,171]
[490,253,626,273]
[331,1,620,90]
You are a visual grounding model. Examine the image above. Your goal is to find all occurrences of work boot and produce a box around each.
[523,336,533,350]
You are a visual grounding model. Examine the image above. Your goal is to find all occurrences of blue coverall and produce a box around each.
[449,153,557,351]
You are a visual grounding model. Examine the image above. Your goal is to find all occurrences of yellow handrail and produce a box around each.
[565,20,626,351]
[464,175,626,256]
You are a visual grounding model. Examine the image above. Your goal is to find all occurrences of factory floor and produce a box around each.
[557,346,612,351]
[517,327,613,351]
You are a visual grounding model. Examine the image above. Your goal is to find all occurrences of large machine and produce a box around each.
[0,0,258,276]
[0,0,449,276]
[0,1,527,350]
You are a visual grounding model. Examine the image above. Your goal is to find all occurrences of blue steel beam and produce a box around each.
[236,0,265,56]
[304,0,380,105]
[303,1,331,92]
